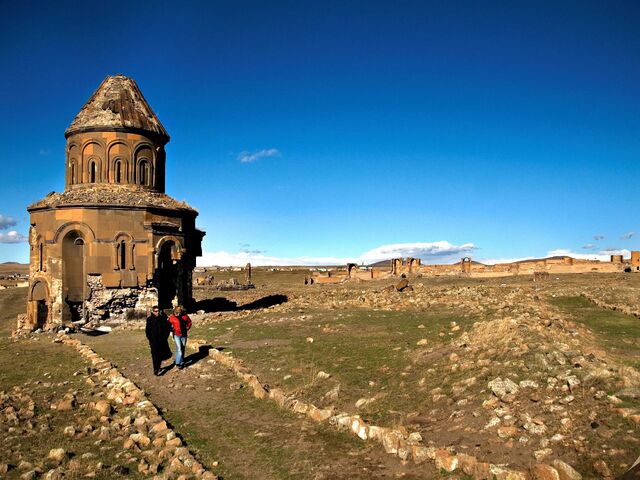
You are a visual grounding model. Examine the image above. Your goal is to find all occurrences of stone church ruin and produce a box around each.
[22,75,204,330]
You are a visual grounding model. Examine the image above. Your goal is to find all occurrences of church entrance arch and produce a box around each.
[156,240,181,309]
[62,230,86,322]
[30,280,49,329]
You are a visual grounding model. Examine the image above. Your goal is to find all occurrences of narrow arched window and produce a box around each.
[70,162,76,184]
[139,160,148,186]
[120,240,126,268]
[39,243,43,271]
[90,161,97,183]
[115,160,122,183]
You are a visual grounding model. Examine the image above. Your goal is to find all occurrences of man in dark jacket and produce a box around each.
[145,306,172,375]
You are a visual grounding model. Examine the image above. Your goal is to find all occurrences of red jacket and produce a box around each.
[168,314,192,337]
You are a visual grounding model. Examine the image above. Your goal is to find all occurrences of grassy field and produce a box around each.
[191,306,476,426]
[3,271,640,478]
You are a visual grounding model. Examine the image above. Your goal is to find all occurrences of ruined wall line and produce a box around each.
[55,333,219,480]
[186,338,580,480]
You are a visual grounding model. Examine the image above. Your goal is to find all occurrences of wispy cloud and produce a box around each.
[237,148,281,164]
[198,241,475,267]
[581,244,596,250]
[0,215,17,230]
[593,235,604,241]
[621,231,635,240]
[479,247,632,265]
[546,248,630,262]
[0,231,28,244]
[358,241,474,263]
[39,149,50,156]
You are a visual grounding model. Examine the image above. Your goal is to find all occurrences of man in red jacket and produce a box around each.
[168,306,192,369]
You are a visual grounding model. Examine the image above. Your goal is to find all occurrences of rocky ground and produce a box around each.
[2,272,640,479]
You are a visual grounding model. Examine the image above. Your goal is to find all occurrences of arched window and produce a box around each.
[139,160,149,186]
[90,161,97,183]
[70,161,76,184]
[115,160,122,183]
[39,243,43,271]
[120,240,126,269]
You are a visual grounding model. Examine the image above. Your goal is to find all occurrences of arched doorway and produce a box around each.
[156,241,180,309]
[62,230,86,322]
[30,281,49,329]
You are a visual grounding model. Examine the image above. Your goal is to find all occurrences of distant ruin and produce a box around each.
[22,75,205,331]
[306,251,640,285]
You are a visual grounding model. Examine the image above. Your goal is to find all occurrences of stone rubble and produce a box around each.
[48,333,220,480]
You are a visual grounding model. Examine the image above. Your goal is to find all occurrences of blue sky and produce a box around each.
[0,1,638,265]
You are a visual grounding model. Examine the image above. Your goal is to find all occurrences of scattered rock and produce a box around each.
[47,448,66,463]
[488,377,519,398]
[552,459,582,480]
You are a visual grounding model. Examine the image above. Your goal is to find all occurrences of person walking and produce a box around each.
[168,306,192,369]
[145,306,172,376]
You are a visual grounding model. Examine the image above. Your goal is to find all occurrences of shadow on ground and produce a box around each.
[193,294,288,313]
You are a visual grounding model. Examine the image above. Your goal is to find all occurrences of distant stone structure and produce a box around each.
[461,257,472,274]
[24,75,204,330]
[390,252,638,278]
[632,251,640,272]
[244,262,252,285]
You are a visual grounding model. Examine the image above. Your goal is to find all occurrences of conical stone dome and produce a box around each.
[65,74,169,141]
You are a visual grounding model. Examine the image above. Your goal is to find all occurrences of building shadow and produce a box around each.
[79,328,110,336]
[240,294,288,310]
[193,294,288,313]
[193,297,237,312]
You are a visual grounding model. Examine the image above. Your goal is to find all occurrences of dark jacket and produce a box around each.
[146,313,172,360]
[168,314,192,337]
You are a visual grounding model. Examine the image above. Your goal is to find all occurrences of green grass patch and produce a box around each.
[194,306,477,425]
[548,295,640,370]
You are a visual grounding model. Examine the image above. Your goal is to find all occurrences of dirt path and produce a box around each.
[82,329,438,480]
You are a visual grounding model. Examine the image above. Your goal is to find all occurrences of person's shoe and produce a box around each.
[177,364,183,370]
[153,370,160,376]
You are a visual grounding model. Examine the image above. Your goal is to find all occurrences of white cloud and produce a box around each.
[237,148,281,164]
[0,231,28,244]
[581,244,596,250]
[0,215,17,230]
[479,247,633,265]
[198,241,475,267]
[546,248,631,262]
[358,241,475,263]
[621,231,635,240]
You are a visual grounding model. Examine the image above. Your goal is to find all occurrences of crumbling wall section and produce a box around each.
[84,274,157,325]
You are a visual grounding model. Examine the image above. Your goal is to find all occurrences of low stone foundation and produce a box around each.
[186,338,580,480]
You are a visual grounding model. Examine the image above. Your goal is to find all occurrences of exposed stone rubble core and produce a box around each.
[84,274,157,324]
[55,332,219,479]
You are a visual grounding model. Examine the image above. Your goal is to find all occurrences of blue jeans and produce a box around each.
[173,335,187,366]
